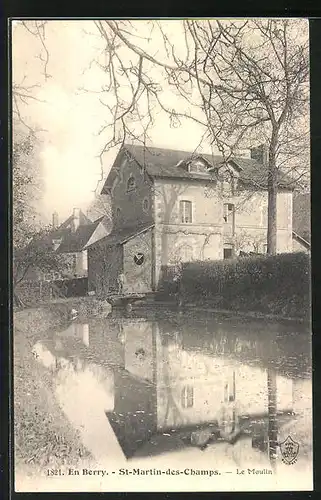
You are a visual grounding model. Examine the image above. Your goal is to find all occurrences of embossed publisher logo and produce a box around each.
[279,435,299,465]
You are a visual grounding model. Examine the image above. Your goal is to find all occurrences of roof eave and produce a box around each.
[226,158,244,171]
[87,223,154,249]
[119,223,154,244]
[150,173,218,183]
[101,184,112,195]
[292,231,311,248]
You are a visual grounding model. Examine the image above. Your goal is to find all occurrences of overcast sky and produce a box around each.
[12,21,209,222]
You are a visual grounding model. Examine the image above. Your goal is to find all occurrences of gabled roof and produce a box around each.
[87,222,154,249]
[51,210,92,239]
[102,144,293,193]
[34,209,93,251]
[57,216,109,253]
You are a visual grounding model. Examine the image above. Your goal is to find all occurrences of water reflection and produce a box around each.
[31,314,312,468]
[107,321,298,461]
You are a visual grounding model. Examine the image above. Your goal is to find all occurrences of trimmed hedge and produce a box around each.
[179,252,311,319]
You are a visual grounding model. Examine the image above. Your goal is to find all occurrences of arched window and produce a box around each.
[142,198,149,212]
[115,207,121,217]
[127,176,136,192]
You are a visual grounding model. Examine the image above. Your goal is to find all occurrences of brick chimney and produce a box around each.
[250,144,269,165]
[72,208,80,232]
[52,211,59,228]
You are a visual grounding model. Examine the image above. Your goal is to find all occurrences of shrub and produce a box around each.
[178,252,310,319]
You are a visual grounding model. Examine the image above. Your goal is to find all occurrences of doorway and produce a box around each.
[223,245,234,259]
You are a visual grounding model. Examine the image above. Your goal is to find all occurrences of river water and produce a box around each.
[31,309,313,491]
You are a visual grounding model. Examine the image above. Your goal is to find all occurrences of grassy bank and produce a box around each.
[14,296,111,331]
[13,297,108,475]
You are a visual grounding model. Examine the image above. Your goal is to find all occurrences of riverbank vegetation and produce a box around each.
[14,322,93,475]
[14,298,112,476]
[161,252,310,321]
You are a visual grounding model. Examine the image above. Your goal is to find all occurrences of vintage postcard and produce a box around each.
[11,18,312,492]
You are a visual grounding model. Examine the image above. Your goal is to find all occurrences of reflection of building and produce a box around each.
[106,319,294,458]
[57,322,90,346]
[88,144,294,295]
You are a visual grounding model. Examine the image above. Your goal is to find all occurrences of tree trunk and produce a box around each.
[267,179,277,254]
[267,134,278,255]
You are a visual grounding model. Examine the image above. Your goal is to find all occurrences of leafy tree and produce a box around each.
[13,227,66,306]
[12,128,63,307]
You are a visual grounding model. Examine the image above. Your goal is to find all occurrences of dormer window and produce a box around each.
[127,176,136,192]
[188,158,208,174]
[220,168,233,182]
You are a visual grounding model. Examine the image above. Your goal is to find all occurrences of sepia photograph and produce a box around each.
[11,18,312,492]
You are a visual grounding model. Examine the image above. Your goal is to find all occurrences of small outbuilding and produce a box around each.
[87,222,154,297]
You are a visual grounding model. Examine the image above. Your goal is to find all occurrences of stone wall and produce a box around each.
[88,242,123,296]
[111,156,154,231]
[123,230,153,293]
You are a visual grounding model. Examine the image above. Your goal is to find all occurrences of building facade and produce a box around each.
[292,192,311,253]
[88,144,293,295]
[56,211,111,279]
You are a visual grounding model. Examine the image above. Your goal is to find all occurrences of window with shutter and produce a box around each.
[181,385,194,408]
[179,200,193,223]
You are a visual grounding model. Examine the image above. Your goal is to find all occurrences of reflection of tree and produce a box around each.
[234,230,267,255]
[161,339,189,428]
[160,334,239,440]
[267,367,278,465]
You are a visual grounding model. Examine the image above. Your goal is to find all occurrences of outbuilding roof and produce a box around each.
[87,222,154,249]
[57,216,110,253]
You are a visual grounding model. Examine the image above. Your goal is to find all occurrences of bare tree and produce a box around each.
[201,19,309,254]
[86,193,113,223]
[12,21,50,130]
[83,19,309,254]
[234,230,267,256]
[13,20,309,254]
[12,22,56,306]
